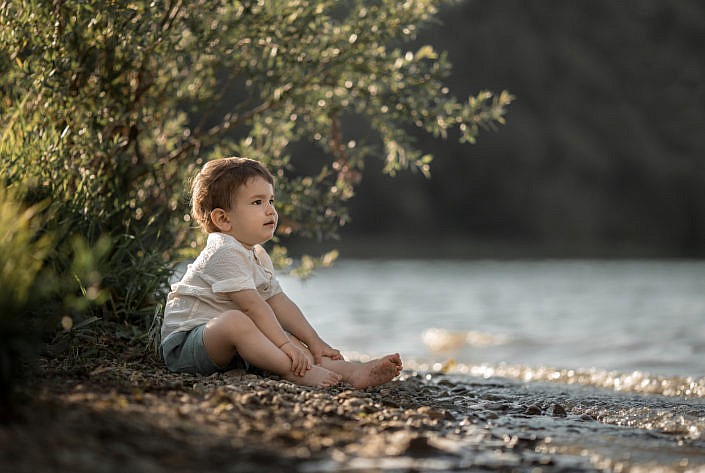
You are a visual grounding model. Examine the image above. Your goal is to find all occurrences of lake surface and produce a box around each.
[280,260,705,386]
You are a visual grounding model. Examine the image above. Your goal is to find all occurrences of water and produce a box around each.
[280,259,705,388]
[282,259,705,470]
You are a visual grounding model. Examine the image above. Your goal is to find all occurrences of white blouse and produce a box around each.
[161,232,282,340]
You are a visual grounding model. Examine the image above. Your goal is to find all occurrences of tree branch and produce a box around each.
[163,83,293,164]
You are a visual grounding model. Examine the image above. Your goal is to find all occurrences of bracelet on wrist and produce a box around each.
[277,340,291,348]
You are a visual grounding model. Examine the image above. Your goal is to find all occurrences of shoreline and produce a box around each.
[2,350,705,473]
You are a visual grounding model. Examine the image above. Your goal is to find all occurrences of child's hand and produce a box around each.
[279,341,311,376]
[309,341,343,365]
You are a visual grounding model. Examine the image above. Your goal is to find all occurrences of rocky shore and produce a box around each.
[2,345,705,473]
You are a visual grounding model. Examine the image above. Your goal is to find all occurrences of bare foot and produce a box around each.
[347,354,403,389]
[284,365,341,388]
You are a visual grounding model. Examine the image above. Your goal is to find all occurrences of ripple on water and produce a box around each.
[405,359,705,398]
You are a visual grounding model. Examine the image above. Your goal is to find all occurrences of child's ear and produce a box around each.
[210,208,232,232]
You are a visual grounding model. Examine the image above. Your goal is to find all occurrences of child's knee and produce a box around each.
[209,310,255,335]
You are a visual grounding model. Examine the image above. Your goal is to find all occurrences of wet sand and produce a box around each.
[2,351,704,473]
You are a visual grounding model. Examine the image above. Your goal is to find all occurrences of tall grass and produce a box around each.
[0,188,55,403]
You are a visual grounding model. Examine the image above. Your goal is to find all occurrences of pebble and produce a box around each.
[551,403,568,417]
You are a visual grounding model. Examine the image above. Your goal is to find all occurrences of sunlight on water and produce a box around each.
[490,365,705,398]
[403,359,705,399]
[421,328,511,352]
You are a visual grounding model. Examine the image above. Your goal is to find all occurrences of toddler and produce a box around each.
[161,157,403,388]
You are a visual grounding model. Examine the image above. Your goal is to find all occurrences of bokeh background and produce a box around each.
[289,0,705,259]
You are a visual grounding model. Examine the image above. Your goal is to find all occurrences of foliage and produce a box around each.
[0,187,110,403]
[0,0,510,331]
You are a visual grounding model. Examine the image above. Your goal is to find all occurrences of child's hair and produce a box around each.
[191,157,275,233]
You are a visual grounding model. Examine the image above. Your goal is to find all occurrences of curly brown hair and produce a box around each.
[191,157,274,233]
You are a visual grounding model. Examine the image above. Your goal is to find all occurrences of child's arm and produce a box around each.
[266,292,343,365]
[228,289,311,376]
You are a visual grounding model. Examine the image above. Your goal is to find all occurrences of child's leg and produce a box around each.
[203,310,341,387]
[286,336,403,389]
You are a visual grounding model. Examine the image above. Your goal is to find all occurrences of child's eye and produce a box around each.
[252,199,262,205]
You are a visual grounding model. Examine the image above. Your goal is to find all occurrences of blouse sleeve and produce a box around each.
[202,241,257,294]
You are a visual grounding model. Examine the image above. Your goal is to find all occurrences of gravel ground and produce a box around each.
[2,335,704,473]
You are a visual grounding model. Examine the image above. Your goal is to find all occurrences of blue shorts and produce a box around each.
[161,324,251,376]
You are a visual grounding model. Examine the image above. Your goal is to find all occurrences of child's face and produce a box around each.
[223,176,277,248]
